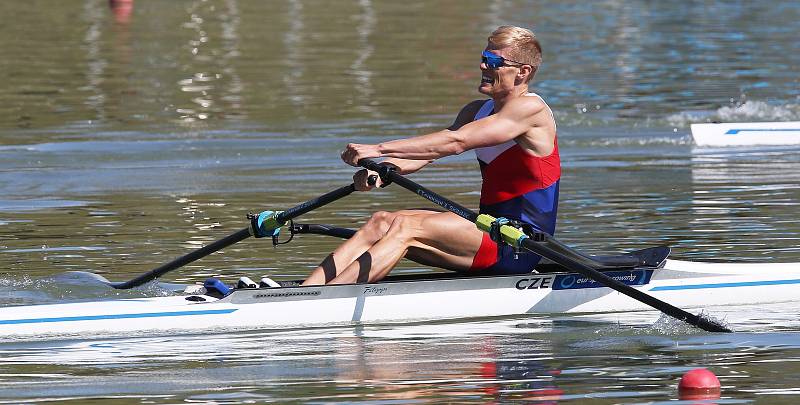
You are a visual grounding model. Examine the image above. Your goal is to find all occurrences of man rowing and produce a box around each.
[302,25,559,285]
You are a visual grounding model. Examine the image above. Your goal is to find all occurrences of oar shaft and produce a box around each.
[359,159,477,221]
[112,228,251,289]
[113,184,357,290]
[277,184,356,222]
[358,158,732,333]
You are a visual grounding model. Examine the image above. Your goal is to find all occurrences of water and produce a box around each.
[1,0,799,402]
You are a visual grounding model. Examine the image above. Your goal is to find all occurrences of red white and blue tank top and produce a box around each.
[473,93,560,235]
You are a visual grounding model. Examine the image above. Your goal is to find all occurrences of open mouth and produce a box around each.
[481,74,494,84]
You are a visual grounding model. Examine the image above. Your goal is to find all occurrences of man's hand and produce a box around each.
[353,169,382,191]
[341,143,380,166]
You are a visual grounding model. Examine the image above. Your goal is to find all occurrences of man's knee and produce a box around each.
[359,211,395,238]
[385,215,417,242]
[363,211,423,243]
[366,210,394,227]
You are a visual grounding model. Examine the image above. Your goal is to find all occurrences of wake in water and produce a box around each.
[666,99,800,127]
[0,272,180,307]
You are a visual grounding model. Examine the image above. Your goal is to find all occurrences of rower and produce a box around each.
[294,25,557,286]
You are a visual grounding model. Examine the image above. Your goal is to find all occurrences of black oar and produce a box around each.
[110,184,358,289]
[359,159,732,333]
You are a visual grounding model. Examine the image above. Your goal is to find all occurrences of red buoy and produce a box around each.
[678,368,721,400]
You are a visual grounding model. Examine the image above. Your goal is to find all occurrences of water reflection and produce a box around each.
[177,0,242,123]
[350,0,376,115]
[2,1,799,131]
[280,0,304,113]
[82,0,106,123]
[689,147,800,260]
[1,313,798,402]
[0,320,566,402]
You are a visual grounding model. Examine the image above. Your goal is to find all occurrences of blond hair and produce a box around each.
[488,26,542,81]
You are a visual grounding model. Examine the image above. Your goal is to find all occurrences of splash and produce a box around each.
[717,100,800,122]
[648,311,730,335]
[667,100,800,127]
[559,134,692,147]
[0,272,179,306]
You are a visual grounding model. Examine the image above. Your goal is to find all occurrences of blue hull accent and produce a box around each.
[0,308,237,325]
[726,128,800,134]
[651,278,800,291]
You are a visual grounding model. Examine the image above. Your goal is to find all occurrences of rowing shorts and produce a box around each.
[469,233,541,274]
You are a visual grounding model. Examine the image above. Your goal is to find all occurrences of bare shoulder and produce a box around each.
[505,95,556,156]
[502,95,555,131]
[501,95,547,118]
[448,99,488,131]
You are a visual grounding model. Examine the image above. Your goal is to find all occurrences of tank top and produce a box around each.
[472,93,560,235]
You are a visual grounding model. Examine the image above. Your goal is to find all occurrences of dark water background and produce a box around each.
[1,0,799,403]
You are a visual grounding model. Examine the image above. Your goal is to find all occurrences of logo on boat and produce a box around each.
[551,270,653,290]
[363,286,388,295]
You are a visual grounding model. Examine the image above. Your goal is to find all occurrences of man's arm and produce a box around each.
[341,97,546,165]
[350,101,485,190]
[345,100,485,174]
[378,158,431,175]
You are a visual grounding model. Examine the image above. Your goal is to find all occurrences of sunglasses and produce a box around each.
[481,50,526,69]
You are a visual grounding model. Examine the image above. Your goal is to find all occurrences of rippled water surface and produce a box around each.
[1,0,800,403]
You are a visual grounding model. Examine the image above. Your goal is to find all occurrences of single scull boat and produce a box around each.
[1,246,799,338]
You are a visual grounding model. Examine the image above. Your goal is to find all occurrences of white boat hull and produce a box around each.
[691,121,800,146]
[2,259,799,338]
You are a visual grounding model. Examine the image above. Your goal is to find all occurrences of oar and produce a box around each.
[110,184,358,289]
[358,159,732,333]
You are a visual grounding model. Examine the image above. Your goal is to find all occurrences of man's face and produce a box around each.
[478,47,522,97]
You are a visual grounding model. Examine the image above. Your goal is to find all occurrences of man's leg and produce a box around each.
[326,211,485,284]
[303,210,439,285]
